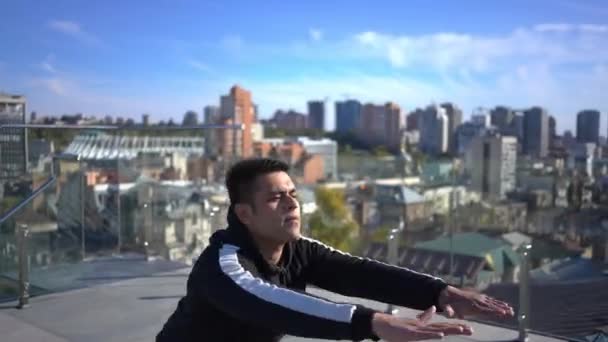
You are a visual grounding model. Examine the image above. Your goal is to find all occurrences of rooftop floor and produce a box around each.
[0,260,566,342]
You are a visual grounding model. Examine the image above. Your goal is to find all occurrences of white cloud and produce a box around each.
[351,24,608,71]
[39,54,57,73]
[533,23,574,32]
[187,59,212,72]
[309,28,323,42]
[48,20,102,47]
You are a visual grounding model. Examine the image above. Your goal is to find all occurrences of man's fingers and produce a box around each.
[416,305,436,324]
[409,330,445,340]
[442,304,455,318]
[425,322,474,336]
[488,298,514,315]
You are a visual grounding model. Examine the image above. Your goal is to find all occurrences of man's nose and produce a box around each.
[283,194,299,210]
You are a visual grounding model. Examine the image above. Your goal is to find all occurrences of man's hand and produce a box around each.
[438,286,514,319]
[371,306,473,341]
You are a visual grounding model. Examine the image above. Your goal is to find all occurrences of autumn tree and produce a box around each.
[308,187,360,253]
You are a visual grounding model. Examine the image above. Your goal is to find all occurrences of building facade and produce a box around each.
[335,99,361,133]
[577,110,601,145]
[419,104,448,156]
[440,102,463,155]
[0,94,28,181]
[219,85,255,158]
[307,100,325,130]
[467,133,517,200]
[523,107,549,158]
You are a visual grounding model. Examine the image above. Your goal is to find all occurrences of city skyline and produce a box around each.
[1,0,608,133]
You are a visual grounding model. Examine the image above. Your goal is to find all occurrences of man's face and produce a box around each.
[236,171,301,244]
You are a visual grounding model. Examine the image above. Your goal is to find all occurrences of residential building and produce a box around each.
[218,85,255,158]
[549,115,557,149]
[307,100,325,130]
[203,106,220,124]
[142,114,150,126]
[440,102,463,155]
[568,143,596,177]
[577,110,601,145]
[335,99,361,133]
[253,139,325,184]
[0,93,28,181]
[523,107,549,158]
[272,110,308,131]
[358,102,403,151]
[456,121,491,156]
[364,232,520,290]
[374,184,429,226]
[419,104,448,156]
[471,113,490,128]
[295,136,338,180]
[182,110,199,126]
[467,133,517,200]
[406,108,423,131]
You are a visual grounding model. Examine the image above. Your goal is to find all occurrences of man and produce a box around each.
[157,158,514,341]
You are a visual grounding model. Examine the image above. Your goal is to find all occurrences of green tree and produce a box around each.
[308,187,359,252]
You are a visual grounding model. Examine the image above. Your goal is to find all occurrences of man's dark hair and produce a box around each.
[225,158,290,206]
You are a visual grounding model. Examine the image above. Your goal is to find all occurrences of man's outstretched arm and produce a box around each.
[195,243,380,341]
[300,237,448,310]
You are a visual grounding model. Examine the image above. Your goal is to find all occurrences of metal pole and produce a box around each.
[17,224,30,309]
[386,219,404,315]
[80,157,85,260]
[518,243,532,342]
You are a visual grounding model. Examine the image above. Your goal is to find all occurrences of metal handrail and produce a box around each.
[0,123,244,130]
[0,176,57,225]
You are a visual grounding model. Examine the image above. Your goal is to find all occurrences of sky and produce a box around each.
[1,0,607,134]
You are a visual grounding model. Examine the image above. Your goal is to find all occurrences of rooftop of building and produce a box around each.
[0,255,568,342]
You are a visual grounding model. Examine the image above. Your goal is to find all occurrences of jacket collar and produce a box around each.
[226,206,292,275]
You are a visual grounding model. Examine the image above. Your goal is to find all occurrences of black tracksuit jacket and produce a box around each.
[157,211,448,341]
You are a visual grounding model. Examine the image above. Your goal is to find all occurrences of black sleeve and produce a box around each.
[300,237,448,310]
[195,243,380,341]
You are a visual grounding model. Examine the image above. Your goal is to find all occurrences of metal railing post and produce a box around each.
[386,219,404,315]
[518,243,532,342]
[17,224,30,309]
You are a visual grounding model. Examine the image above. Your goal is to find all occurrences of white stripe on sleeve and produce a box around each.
[218,244,357,323]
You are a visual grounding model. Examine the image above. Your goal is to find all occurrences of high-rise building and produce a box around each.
[576,110,600,145]
[471,113,490,128]
[491,106,514,131]
[406,108,423,131]
[30,111,37,123]
[358,102,403,150]
[307,100,325,130]
[182,110,199,126]
[419,104,448,156]
[204,106,220,124]
[523,107,549,158]
[219,85,255,158]
[335,99,361,133]
[142,114,150,126]
[384,102,403,150]
[360,103,386,147]
[440,102,463,155]
[467,133,517,200]
[0,94,28,181]
[549,115,556,149]
[272,110,308,131]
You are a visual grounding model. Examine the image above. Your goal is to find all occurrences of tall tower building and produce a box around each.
[467,133,517,200]
[307,100,325,130]
[335,100,361,133]
[419,104,448,156]
[576,110,600,145]
[0,94,28,181]
[523,107,549,158]
[440,102,463,155]
[219,85,254,158]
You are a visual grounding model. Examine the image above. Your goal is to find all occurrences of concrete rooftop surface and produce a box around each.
[0,260,565,342]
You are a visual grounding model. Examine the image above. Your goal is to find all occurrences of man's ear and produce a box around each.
[234,203,253,225]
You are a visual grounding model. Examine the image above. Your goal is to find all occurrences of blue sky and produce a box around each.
[1,0,607,133]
